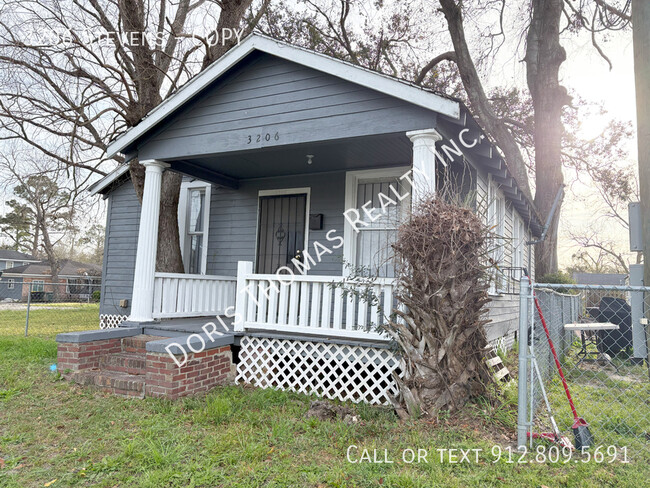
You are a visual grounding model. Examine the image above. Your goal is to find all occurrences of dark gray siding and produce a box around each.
[206,172,346,276]
[100,180,140,316]
[138,53,437,160]
[0,277,23,300]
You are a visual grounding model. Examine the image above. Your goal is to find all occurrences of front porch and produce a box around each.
[148,262,396,342]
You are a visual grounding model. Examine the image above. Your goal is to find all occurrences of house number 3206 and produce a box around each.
[247,132,279,144]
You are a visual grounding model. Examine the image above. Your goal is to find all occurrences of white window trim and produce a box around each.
[255,187,311,273]
[178,180,211,274]
[6,261,13,269]
[7,278,14,290]
[32,280,45,292]
[343,166,410,277]
[487,176,506,295]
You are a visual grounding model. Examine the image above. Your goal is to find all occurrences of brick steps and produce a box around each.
[99,352,146,375]
[73,370,145,398]
[70,335,163,397]
[122,334,165,354]
[61,333,233,399]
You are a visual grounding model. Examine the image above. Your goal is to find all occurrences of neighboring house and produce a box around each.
[0,250,39,300]
[0,259,101,301]
[60,34,542,401]
[573,272,628,309]
[572,272,628,286]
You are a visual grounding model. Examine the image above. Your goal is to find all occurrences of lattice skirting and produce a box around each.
[236,336,402,406]
[489,332,516,353]
[99,314,129,329]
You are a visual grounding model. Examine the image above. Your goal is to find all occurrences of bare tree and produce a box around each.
[0,0,267,272]
[0,151,80,286]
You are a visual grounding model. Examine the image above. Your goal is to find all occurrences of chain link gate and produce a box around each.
[518,278,650,460]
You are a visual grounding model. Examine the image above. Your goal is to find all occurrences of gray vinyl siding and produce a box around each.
[206,172,346,277]
[0,277,22,300]
[100,180,141,316]
[0,260,29,271]
[138,53,437,161]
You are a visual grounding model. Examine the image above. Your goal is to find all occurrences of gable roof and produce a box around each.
[106,33,460,158]
[88,164,130,196]
[0,249,37,261]
[1,259,102,277]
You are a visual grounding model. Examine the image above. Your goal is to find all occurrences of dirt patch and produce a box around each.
[305,400,359,424]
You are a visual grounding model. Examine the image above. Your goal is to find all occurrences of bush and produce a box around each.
[537,271,576,294]
[92,290,101,301]
[537,271,575,284]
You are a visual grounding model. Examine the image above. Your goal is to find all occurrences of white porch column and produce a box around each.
[406,128,442,205]
[129,160,170,322]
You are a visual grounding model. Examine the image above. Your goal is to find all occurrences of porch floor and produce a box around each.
[135,316,393,349]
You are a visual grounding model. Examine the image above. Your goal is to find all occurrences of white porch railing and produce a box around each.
[152,272,236,318]
[234,261,394,340]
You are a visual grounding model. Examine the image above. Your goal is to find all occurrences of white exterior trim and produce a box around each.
[88,164,130,195]
[129,159,169,322]
[178,180,211,274]
[255,187,311,273]
[342,166,410,276]
[106,34,460,158]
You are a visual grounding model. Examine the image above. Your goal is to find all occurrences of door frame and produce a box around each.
[342,166,410,277]
[255,187,311,273]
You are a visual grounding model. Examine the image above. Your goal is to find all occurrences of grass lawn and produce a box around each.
[0,303,100,338]
[0,317,648,487]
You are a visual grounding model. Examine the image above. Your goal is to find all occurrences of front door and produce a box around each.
[256,193,307,274]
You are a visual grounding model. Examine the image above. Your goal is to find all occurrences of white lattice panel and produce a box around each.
[489,332,516,353]
[236,336,402,405]
[99,314,128,329]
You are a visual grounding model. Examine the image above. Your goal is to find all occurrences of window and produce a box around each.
[343,167,410,278]
[7,278,14,290]
[513,214,525,271]
[32,280,45,292]
[6,261,13,269]
[487,178,506,294]
[178,181,211,274]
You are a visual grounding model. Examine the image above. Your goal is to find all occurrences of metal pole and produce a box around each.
[632,0,650,300]
[24,282,32,337]
[517,275,530,449]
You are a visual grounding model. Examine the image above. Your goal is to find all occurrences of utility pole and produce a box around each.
[633,1,650,288]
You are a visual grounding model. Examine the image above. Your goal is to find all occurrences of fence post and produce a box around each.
[24,282,32,337]
[517,275,530,449]
[234,261,252,332]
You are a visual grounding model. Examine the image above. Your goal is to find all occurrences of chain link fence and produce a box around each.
[0,281,102,337]
[518,279,650,460]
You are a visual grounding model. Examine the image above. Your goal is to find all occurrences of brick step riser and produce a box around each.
[121,335,166,354]
[73,371,145,399]
[99,354,147,376]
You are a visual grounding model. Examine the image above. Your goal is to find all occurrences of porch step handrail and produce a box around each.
[234,261,393,341]
[152,272,236,319]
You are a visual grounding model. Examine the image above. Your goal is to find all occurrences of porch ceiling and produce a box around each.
[166,132,412,186]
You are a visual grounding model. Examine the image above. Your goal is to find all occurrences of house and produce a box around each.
[0,259,102,302]
[57,33,542,402]
[0,250,39,300]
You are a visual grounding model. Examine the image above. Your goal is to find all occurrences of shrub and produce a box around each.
[92,290,101,301]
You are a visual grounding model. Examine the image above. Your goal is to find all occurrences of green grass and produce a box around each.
[0,321,647,487]
[0,303,100,338]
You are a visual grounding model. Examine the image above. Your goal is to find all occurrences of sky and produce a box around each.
[556,28,637,269]
[0,1,641,271]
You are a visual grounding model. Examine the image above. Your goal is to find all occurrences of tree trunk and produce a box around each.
[437,0,533,202]
[129,161,184,273]
[157,172,185,272]
[525,0,570,277]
